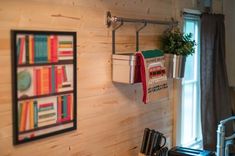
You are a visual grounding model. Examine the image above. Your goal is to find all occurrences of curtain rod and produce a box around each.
[182,9,201,17]
[106,11,178,28]
[182,12,201,17]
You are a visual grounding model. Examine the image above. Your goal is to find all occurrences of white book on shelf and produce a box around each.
[37,97,57,121]
[38,109,56,116]
[58,36,73,43]
[58,56,73,60]
[65,65,73,83]
[58,87,73,92]
[62,81,72,86]
[38,119,57,127]
[38,115,57,123]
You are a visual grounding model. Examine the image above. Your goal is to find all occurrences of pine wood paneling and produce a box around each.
[0,0,196,155]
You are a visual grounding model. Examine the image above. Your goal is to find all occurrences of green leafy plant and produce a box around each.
[160,28,196,56]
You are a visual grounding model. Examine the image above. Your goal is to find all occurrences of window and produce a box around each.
[180,16,202,147]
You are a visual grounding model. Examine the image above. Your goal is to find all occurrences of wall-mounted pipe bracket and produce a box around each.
[106,11,178,54]
[112,20,124,54]
[136,22,147,51]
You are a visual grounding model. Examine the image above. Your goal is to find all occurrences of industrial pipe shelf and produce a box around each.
[106,11,178,54]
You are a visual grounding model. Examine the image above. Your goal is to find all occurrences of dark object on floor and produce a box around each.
[141,128,150,153]
[168,146,215,156]
[140,128,167,156]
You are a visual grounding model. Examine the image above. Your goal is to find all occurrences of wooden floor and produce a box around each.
[0,0,219,155]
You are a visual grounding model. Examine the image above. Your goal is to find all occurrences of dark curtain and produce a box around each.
[201,14,233,151]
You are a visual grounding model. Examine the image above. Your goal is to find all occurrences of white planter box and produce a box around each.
[112,54,137,84]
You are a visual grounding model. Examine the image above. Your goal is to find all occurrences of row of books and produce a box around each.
[18,100,56,132]
[18,94,73,132]
[58,39,73,60]
[34,65,72,96]
[57,95,72,123]
[17,35,74,65]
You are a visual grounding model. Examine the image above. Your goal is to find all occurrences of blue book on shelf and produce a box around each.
[34,36,37,63]
[38,36,43,63]
[40,35,47,63]
[35,35,44,63]
[43,35,48,62]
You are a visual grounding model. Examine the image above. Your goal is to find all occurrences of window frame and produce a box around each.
[176,15,202,148]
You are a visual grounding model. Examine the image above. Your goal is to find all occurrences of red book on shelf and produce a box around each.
[34,68,40,95]
[51,36,58,63]
[59,51,73,54]
[18,37,25,64]
[57,96,62,123]
[39,102,53,108]
[50,36,54,62]
[40,68,44,95]
[59,51,73,55]
[48,67,52,94]
[62,66,67,82]
[54,36,58,62]
[37,69,42,95]
[33,69,37,95]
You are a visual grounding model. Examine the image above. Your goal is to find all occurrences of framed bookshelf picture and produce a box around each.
[11,30,77,145]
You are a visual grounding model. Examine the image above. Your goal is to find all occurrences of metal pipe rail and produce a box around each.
[106,11,178,54]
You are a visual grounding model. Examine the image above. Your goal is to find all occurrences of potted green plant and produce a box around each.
[160,28,196,78]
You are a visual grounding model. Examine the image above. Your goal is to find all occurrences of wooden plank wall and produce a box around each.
[0,0,197,156]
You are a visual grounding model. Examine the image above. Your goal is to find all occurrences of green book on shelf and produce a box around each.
[63,95,67,118]
[38,35,43,63]
[39,35,48,63]
[35,35,43,63]
[18,103,22,129]
[33,100,38,128]
[39,106,54,112]
[17,38,21,64]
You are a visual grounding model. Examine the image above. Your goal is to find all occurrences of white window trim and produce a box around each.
[173,10,202,148]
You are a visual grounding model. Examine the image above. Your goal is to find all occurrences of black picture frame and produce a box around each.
[11,30,77,145]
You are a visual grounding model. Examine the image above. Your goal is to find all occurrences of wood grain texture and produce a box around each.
[0,0,196,155]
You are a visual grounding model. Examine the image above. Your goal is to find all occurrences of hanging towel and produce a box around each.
[136,50,168,104]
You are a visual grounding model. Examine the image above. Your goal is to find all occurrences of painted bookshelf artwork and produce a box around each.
[17,65,73,98]
[12,30,77,145]
[16,35,74,65]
